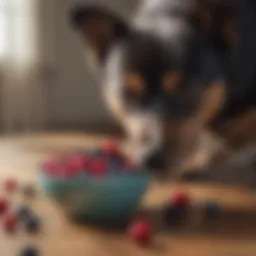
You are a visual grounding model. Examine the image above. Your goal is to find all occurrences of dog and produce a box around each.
[69,0,256,177]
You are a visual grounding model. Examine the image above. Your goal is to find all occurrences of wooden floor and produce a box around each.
[0,133,256,256]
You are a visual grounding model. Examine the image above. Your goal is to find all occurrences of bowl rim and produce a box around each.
[38,166,151,184]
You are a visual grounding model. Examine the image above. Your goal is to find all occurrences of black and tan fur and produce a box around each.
[69,0,256,181]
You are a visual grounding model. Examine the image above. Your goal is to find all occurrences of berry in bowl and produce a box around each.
[38,141,151,226]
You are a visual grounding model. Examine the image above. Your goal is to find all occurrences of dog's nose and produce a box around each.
[151,99,169,118]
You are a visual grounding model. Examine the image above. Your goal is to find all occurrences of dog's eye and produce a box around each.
[125,73,145,94]
[162,72,181,93]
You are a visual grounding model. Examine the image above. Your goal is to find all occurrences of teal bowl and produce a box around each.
[38,170,151,226]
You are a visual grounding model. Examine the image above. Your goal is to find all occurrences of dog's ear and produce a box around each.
[192,0,237,48]
[70,4,130,64]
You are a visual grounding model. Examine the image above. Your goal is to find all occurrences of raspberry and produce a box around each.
[54,163,77,178]
[103,140,119,155]
[43,159,58,176]
[70,155,90,170]
[0,197,9,215]
[128,220,152,245]
[90,159,108,177]
[3,212,18,232]
[171,191,190,208]
[65,163,81,177]
[5,178,18,192]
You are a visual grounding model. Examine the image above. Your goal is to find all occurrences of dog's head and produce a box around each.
[69,2,228,171]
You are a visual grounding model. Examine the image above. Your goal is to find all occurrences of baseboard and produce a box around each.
[46,121,124,137]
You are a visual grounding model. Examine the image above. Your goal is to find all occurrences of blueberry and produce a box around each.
[23,185,37,198]
[113,154,126,163]
[109,159,124,172]
[90,149,103,158]
[17,205,33,220]
[25,216,41,233]
[204,201,222,218]
[163,204,183,225]
[20,246,39,256]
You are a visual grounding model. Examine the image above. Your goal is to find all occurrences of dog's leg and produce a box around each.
[178,107,256,181]
[174,81,227,178]
[220,108,256,147]
[206,144,256,188]
[122,113,163,166]
[178,129,227,177]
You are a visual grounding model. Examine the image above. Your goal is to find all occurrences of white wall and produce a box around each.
[40,0,138,130]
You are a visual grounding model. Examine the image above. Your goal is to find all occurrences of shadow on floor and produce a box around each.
[139,205,256,238]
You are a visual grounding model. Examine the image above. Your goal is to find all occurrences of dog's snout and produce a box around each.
[151,98,170,118]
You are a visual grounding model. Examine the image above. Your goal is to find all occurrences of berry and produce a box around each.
[23,185,37,198]
[5,178,18,192]
[3,212,18,232]
[53,163,74,178]
[24,216,41,233]
[128,220,152,245]
[90,159,108,177]
[43,155,59,173]
[204,201,222,218]
[0,197,9,215]
[171,191,190,209]
[163,191,190,225]
[163,204,183,225]
[43,161,58,176]
[103,140,119,155]
[20,246,39,256]
[90,149,103,158]
[65,162,81,177]
[109,158,124,172]
[16,206,33,220]
[69,155,90,170]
